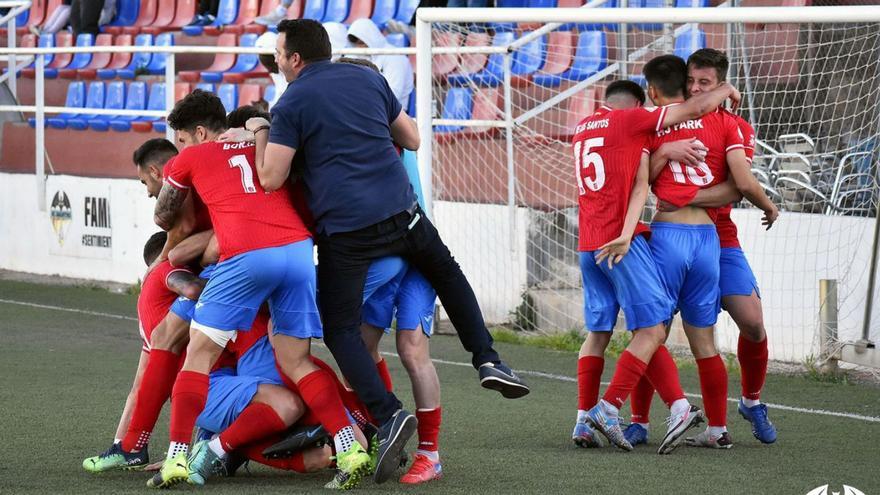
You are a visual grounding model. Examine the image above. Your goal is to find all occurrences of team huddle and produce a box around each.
[80,19,778,491]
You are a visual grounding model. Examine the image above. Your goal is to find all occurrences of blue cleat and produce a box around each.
[572,421,604,448]
[585,401,633,451]
[738,400,777,444]
[623,423,649,447]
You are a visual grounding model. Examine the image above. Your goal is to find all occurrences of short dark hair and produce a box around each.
[335,56,380,73]
[143,231,168,266]
[227,105,272,128]
[133,138,178,169]
[276,19,331,63]
[259,53,278,74]
[605,80,646,106]
[643,55,688,98]
[166,89,227,134]
[687,48,729,82]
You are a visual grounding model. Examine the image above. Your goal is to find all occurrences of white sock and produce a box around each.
[708,426,727,437]
[670,398,690,416]
[208,437,228,458]
[742,397,761,408]
[333,426,357,454]
[599,399,619,417]
[634,422,650,430]
[167,442,188,460]
[415,449,440,463]
[113,438,121,445]
[576,409,589,423]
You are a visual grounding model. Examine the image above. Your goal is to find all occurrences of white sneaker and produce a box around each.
[657,404,704,455]
[255,6,287,26]
[685,429,733,449]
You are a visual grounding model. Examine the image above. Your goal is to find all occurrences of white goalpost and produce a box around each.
[414,6,880,365]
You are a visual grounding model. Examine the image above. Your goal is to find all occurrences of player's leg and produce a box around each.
[720,248,776,443]
[361,262,407,392]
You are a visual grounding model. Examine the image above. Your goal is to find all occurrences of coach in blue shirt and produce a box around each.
[240,19,529,484]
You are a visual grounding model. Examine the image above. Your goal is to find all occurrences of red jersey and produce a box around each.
[713,111,756,249]
[137,261,193,352]
[647,107,744,209]
[573,105,668,251]
[162,156,213,235]
[165,141,311,261]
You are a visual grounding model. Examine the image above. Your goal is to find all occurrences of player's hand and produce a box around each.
[662,138,707,167]
[595,235,632,270]
[762,204,779,230]
[657,199,680,212]
[144,460,163,472]
[726,82,742,111]
[245,117,271,132]
[217,127,255,143]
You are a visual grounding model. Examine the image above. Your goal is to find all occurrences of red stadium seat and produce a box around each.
[175,82,193,101]
[76,34,125,80]
[238,83,263,107]
[167,0,198,32]
[446,33,490,83]
[530,31,575,83]
[344,0,374,24]
[433,32,462,79]
[1,0,45,35]
[140,0,180,34]
[22,32,71,78]
[564,88,597,134]
[104,0,158,34]
[178,33,237,82]
[205,0,260,35]
[463,88,502,138]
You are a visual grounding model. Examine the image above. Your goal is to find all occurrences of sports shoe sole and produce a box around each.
[572,434,604,449]
[585,416,633,452]
[657,409,705,455]
[480,375,531,399]
[339,456,373,490]
[373,414,418,484]
[146,472,187,489]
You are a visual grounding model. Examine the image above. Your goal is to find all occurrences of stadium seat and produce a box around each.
[238,83,262,107]
[386,33,409,48]
[532,31,606,87]
[630,74,647,88]
[530,31,575,86]
[487,0,526,32]
[88,81,127,131]
[322,0,348,23]
[674,27,705,60]
[395,0,420,25]
[463,88,502,137]
[301,0,326,21]
[205,0,259,35]
[111,0,158,35]
[4,0,44,35]
[3,33,35,77]
[182,0,238,36]
[371,0,396,28]
[217,84,239,113]
[433,32,463,78]
[449,32,514,87]
[29,81,86,129]
[143,0,197,34]
[406,90,416,117]
[520,0,558,30]
[153,83,192,132]
[579,0,618,32]
[109,81,148,131]
[67,82,106,130]
[202,33,258,82]
[42,32,73,79]
[55,34,94,79]
[179,33,237,82]
[446,32,490,85]
[343,0,373,25]
[263,84,277,105]
[143,33,174,75]
[131,83,166,132]
[114,34,154,79]
[195,82,216,93]
[511,32,546,85]
[436,88,473,133]
[636,0,665,31]
[104,0,141,33]
[675,0,708,6]
[21,34,56,78]
[78,34,129,80]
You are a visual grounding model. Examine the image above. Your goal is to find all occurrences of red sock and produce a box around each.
[416,407,441,452]
[121,349,181,452]
[219,402,287,452]
[630,376,654,423]
[696,355,729,427]
[644,346,685,408]
[295,369,351,437]
[168,370,209,444]
[376,359,394,392]
[576,356,604,410]
[737,335,768,401]
[242,439,307,473]
[602,350,648,409]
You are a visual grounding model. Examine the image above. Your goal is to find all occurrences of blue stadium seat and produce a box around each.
[395,0,420,24]
[68,82,106,130]
[105,0,140,30]
[488,0,526,32]
[264,85,277,106]
[532,31,606,87]
[109,82,147,131]
[674,27,705,60]
[202,33,258,83]
[88,81,126,131]
[15,6,28,27]
[29,82,86,129]
[436,88,473,133]
[217,84,238,113]
[322,0,347,23]
[182,0,238,36]
[636,0,665,31]
[31,34,55,70]
[132,83,166,132]
[675,0,708,6]
[61,34,95,74]
[512,32,546,77]
[143,33,174,75]
[371,0,397,28]
[386,33,409,48]
[195,82,216,93]
[302,0,327,21]
[407,90,416,117]
[448,32,514,87]
[579,0,618,32]
[630,74,647,88]
[99,34,152,79]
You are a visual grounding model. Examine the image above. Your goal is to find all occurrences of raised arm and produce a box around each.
[246,116,295,192]
[153,183,189,231]
[662,82,741,127]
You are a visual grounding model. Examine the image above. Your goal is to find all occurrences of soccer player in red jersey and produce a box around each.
[82,232,206,472]
[149,90,371,489]
[570,78,744,453]
[629,55,778,449]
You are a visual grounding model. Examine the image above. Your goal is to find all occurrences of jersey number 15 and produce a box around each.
[574,137,606,194]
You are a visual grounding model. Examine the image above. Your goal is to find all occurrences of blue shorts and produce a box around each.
[363,256,407,302]
[719,247,760,299]
[363,268,437,336]
[649,223,721,328]
[194,240,322,339]
[579,236,673,332]
[169,263,217,322]
[236,335,284,384]
[196,367,277,434]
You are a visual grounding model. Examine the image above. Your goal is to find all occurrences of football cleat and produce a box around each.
[685,429,734,449]
[585,401,633,451]
[399,454,442,485]
[572,421,604,448]
[146,453,189,489]
[657,405,704,455]
[738,400,777,444]
[262,424,330,459]
[186,439,229,485]
[623,423,649,447]
[479,361,530,399]
[82,443,149,473]
[373,409,418,484]
[325,442,372,490]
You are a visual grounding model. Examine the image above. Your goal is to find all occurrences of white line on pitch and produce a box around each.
[3,297,878,424]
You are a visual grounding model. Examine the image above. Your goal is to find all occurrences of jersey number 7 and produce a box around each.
[574,137,606,194]
[229,154,258,194]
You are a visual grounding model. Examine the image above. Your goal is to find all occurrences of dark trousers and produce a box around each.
[69,0,102,37]
[317,205,499,425]
[198,0,221,16]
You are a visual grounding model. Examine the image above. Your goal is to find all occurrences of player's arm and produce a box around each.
[390,108,420,151]
[153,182,189,231]
[662,82,741,127]
[247,116,295,192]
[166,270,207,301]
[167,229,214,267]
[112,350,150,442]
[647,149,666,183]
[727,148,779,229]
[689,176,743,208]
[201,234,220,266]
[595,154,650,268]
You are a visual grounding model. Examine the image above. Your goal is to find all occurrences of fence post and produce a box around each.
[35,53,45,212]
[860,208,880,346]
[7,8,16,100]
[415,15,433,220]
[819,279,839,373]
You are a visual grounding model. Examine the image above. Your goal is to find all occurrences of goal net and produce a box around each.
[416,5,880,363]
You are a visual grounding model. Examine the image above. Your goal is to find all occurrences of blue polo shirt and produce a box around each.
[269,60,416,235]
